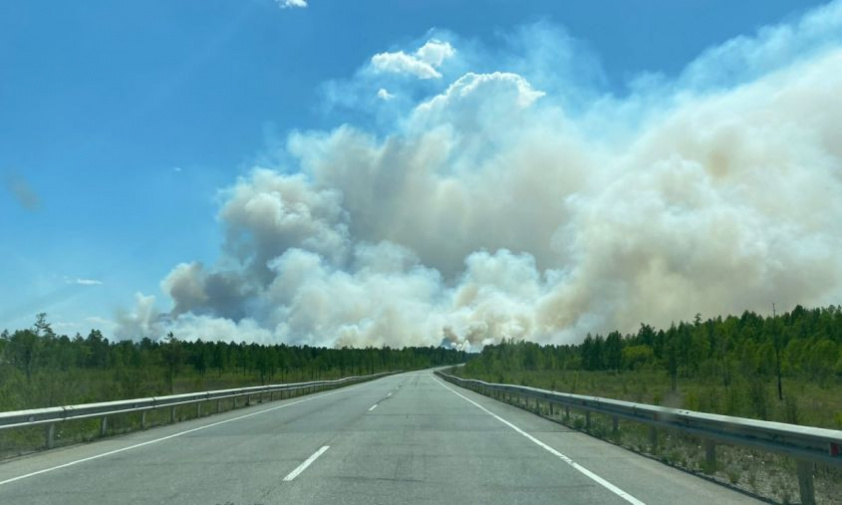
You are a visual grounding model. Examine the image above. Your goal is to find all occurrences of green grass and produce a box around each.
[453,368,842,429]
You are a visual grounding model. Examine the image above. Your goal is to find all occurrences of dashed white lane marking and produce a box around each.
[368,404,378,411]
[386,392,392,397]
[0,378,390,488]
[283,446,330,482]
[433,377,645,505]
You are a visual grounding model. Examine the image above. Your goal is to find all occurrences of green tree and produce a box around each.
[605,331,622,371]
[622,344,654,370]
[160,332,185,393]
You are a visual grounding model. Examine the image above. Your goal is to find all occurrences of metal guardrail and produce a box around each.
[435,370,842,505]
[0,372,395,452]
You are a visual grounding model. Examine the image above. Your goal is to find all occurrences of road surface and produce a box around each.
[0,370,760,504]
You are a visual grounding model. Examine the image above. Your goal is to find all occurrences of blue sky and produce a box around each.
[0,0,836,341]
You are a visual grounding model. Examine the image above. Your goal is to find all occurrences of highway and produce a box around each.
[0,371,761,504]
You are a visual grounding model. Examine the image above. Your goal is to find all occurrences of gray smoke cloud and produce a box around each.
[116,2,842,348]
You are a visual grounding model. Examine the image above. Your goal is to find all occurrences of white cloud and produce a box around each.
[371,52,442,79]
[65,277,103,286]
[370,39,456,79]
[415,39,456,67]
[415,71,545,122]
[377,88,395,100]
[276,0,307,8]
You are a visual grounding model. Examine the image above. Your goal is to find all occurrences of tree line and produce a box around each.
[462,305,842,393]
[0,314,467,411]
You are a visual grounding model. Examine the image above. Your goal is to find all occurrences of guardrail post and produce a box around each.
[100,416,108,437]
[564,406,570,420]
[45,423,55,449]
[797,461,815,505]
[196,402,201,418]
[612,416,619,434]
[704,440,716,472]
[170,406,176,423]
[141,411,147,430]
[649,427,658,451]
[585,411,591,431]
[216,399,221,413]
[246,394,251,407]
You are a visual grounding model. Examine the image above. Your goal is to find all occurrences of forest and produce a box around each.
[0,313,467,412]
[455,305,842,429]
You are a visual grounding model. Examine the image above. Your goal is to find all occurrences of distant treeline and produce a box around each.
[0,314,467,411]
[463,305,842,388]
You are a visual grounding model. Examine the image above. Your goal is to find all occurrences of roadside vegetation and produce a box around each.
[454,305,842,429]
[0,313,467,413]
[452,305,842,504]
[0,314,466,459]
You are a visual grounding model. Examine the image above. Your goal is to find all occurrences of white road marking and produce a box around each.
[368,404,378,411]
[433,377,645,505]
[282,445,330,482]
[386,392,392,397]
[0,378,389,488]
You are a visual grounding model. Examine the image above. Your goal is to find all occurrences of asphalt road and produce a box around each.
[0,370,761,505]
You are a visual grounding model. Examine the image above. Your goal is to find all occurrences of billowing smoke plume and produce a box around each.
[117,2,842,349]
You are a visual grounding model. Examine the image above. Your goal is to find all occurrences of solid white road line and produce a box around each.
[433,376,646,505]
[0,378,388,488]
[368,404,378,411]
[283,446,330,482]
